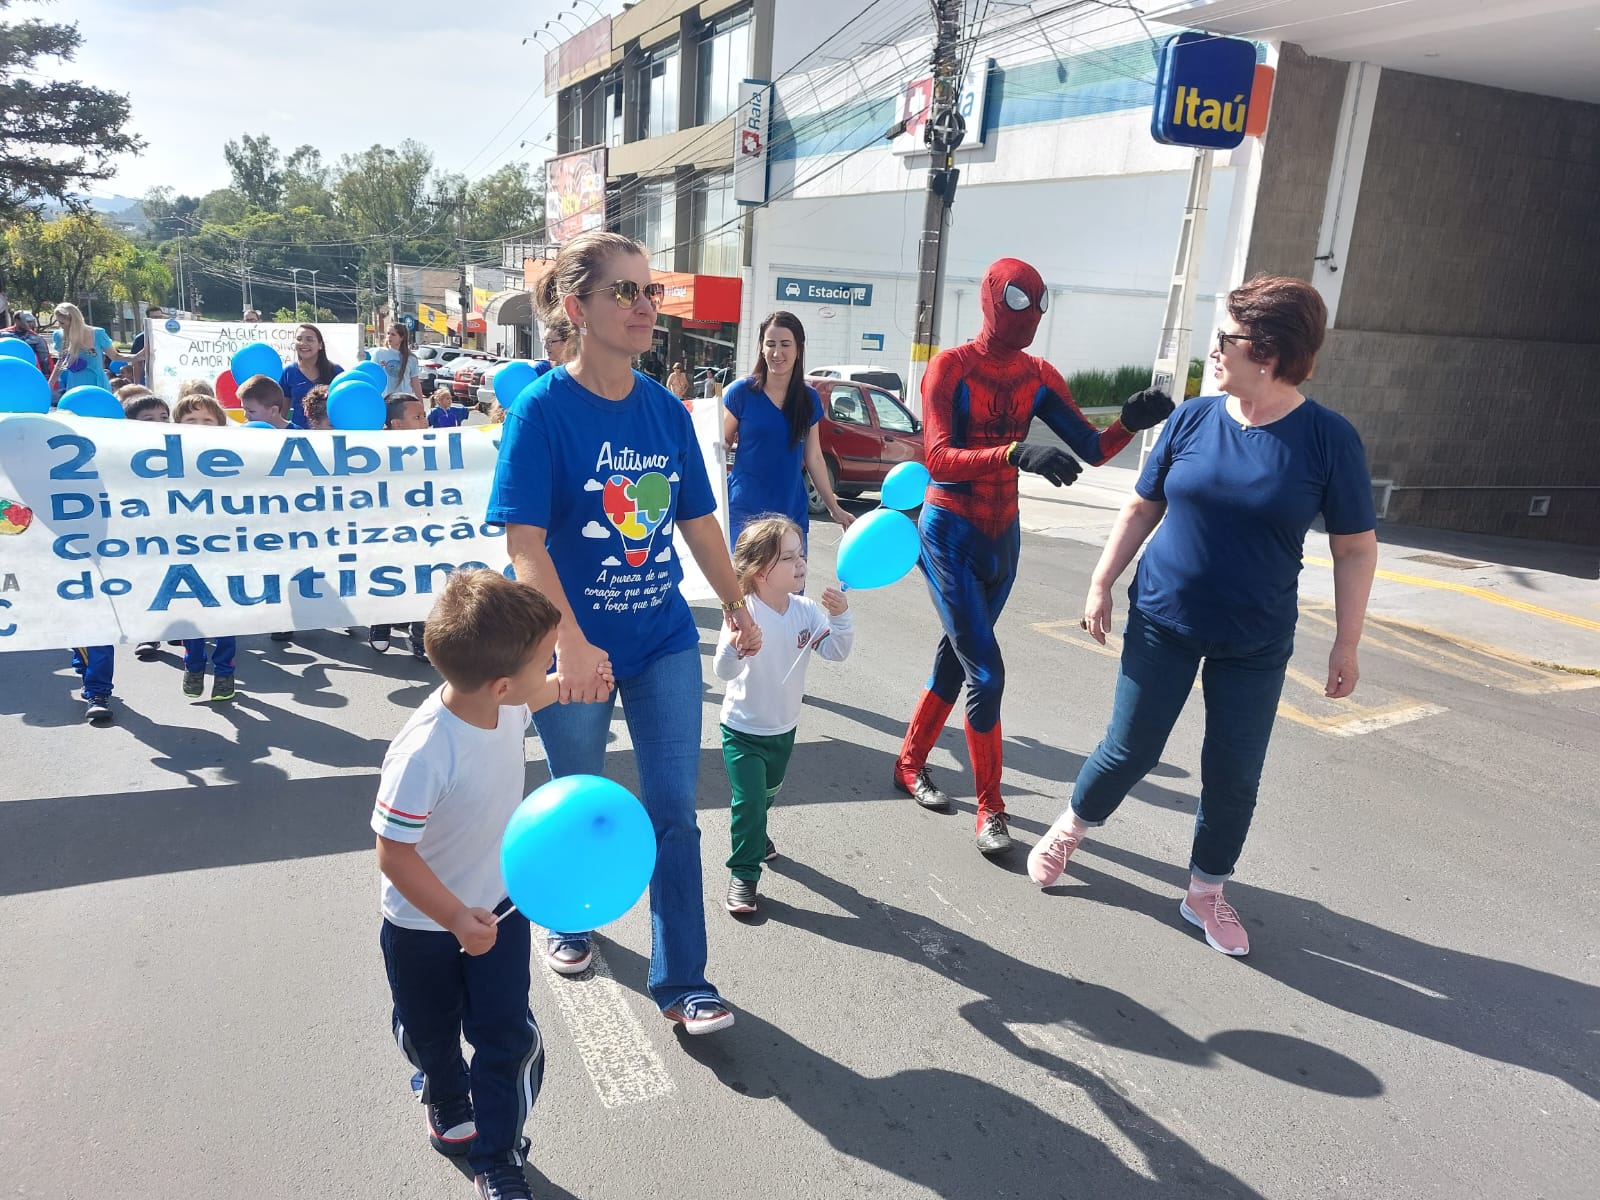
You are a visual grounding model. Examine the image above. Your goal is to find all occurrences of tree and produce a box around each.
[281,144,333,215]
[141,186,200,239]
[0,1,143,218]
[0,210,137,313]
[334,141,437,239]
[223,133,283,211]
[464,163,543,243]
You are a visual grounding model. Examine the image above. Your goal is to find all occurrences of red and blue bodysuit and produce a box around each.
[893,258,1173,852]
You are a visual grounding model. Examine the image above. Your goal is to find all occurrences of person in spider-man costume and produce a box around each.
[894,257,1174,855]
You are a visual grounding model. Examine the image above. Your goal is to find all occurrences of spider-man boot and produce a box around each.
[967,720,1012,854]
[894,689,955,811]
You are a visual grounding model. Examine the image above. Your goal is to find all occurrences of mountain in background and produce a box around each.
[39,192,148,230]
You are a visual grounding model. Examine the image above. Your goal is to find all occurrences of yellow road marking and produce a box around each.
[1303,556,1600,634]
[1298,605,1533,686]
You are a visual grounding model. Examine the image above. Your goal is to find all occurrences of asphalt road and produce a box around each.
[2,518,1596,1199]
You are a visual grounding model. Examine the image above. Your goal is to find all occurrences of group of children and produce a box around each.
[67,377,468,722]
[371,515,853,1199]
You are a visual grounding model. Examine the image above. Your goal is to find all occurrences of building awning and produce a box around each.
[483,289,535,327]
[448,315,488,335]
[650,271,742,324]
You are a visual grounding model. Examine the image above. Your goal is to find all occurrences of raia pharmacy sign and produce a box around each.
[1151,33,1258,150]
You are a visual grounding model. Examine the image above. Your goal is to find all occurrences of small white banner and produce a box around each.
[0,402,727,651]
[146,320,363,403]
[733,79,772,206]
[893,60,992,156]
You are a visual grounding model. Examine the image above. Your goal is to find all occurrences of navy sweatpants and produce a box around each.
[380,903,544,1174]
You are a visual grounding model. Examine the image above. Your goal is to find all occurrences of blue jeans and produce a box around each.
[531,646,715,1011]
[182,637,236,674]
[380,903,542,1175]
[70,646,114,700]
[1072,607,1294,882]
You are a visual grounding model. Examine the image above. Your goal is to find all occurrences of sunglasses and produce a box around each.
[578,280,666,308]
[1215,330,1262,355]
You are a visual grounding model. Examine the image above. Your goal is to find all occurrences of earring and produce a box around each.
[1259,367,1265,374]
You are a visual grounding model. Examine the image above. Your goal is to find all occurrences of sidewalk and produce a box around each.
[1017,467,1600,672]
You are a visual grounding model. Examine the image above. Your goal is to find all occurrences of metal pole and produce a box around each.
[906,0,964,417]
[310,270,319,318]
[291,268,301,316]
[1140,147,1215,470]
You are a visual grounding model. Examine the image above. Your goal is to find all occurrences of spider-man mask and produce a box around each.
[978,258,1048,354]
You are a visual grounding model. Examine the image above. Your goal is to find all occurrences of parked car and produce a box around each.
[418,346,485,393]
[803,376,926,514]
[476,359,539,413]
[451,354,502,405]
[811,364,905,402]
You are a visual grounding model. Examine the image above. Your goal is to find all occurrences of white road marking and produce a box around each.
[1317,702,1448,737]
[535,938,675,1109]
[1300,949,1449,999]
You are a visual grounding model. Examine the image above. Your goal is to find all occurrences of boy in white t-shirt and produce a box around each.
[373,568,605,1200]
[714,516,855,916]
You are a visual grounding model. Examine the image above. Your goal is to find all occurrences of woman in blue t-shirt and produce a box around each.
[1027,276,1379,959]
[487,230,760,1036]
[48,302,129,397]
[280,323,344,428]
[723,311,854,547]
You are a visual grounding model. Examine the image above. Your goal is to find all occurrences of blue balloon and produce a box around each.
[0,357,51,413]
[58,385,125,419]
[501,775,657,933]
[230,342,282,386]
[493,360,539,404]
[880,460,931,511]
[0,337,37,364]
[835,508,922,590]
[327,380,386,430]
[347,360,389,391]
[242,420,277,429]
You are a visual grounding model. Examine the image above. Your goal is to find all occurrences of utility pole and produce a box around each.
[238,242,250,316]
[427,192,471,348]
[906,0,965,416]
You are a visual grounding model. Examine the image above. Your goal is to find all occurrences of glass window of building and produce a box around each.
[633,44,680,142]
[619,178,677,271]
[603,71,625,147]
[690,169,738,277]
[695,10,751,127]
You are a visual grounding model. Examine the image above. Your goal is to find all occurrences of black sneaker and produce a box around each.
[763,837,777,862]
[134,641,161,661]
[895,767,953,811]
[411,640,428,662]
[473,1161,532,1200]
[368,627,391,653]
[181,670,205,698]
[426,1093,477,1158]
[543,935,592,976]
[725,876,758,914]
[84,695,112,723]
[210,674,237,702]
[270,631,293,643]
[976,813,1013,856]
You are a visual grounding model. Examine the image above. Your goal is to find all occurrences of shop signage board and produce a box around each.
[1150,33,1257,149]
[733,80,772,205]
[775,277,873,307]
[545,148,608,243]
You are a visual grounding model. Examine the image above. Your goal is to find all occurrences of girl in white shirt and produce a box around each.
[714,516,855,915]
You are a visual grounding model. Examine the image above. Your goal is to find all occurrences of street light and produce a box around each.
[570,0,607,21]
[290,267,302,315]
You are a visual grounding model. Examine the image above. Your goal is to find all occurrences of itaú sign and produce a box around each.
[1151,32,1258,150]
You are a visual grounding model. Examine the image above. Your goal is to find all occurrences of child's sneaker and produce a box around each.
[474,1161,533,1200]
[1180,889,1251,957]
[134,640,161,661]
[425,1093,477,1157]
[763,837,777,862]
[84,695,112,723]
[543,935,592,976]
[1027,810,1087,886]
[663,995,735,1035]
[725,876,757,914]
[181,670,205,698]
[210,674,237,702]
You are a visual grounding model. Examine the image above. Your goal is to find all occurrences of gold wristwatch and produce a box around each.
[721,597,747,614]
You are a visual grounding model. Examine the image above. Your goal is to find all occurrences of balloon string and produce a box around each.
[457,904,519,954]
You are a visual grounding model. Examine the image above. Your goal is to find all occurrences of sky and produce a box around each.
[21,0,593,201]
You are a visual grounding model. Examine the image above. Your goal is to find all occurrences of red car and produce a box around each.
[804,376,926,514]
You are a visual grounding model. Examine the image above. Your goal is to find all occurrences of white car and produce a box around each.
[811,364,904,401]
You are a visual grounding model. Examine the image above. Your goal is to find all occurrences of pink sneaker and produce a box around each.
[1180,890,1250,956]
[1026,811,1086,886]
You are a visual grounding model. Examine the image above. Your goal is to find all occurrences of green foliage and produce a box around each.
[0,209,169,323]
[0,2,144,218]
[1067,359,1208,407]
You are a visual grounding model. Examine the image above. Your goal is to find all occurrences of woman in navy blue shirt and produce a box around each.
[723,311,854,546]
[280,323,343,428]
[488,231,760,1036]
[1027,276,1379,958]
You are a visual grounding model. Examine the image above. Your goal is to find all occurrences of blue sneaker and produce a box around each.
[474,1161,533,1200]
[663,995,735,1035]
[543,935,592,976]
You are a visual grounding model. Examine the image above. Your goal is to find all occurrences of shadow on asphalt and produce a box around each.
[1057,841,1600,1104]
[602,934,1269,1199]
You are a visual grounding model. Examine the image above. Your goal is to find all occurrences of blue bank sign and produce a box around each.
[776,277,874,307]
[1151,33,1257,150]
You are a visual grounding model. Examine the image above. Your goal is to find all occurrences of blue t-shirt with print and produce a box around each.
[725,377,822,542]
[52,326,114,392]
[281,362,344,429]
[486,366,716,679]
[1132,395,1376,645]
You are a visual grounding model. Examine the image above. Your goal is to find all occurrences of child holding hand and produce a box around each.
[714,516,854,915]
[173,395,238,700]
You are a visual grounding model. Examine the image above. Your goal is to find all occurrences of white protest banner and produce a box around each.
[146,320,363,403]
[0,406,727,651]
